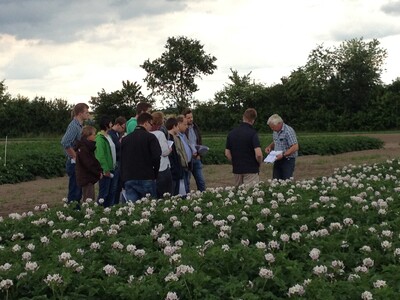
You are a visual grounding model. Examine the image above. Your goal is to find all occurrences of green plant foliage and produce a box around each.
[0,159,400,298]
[0,141,65,184]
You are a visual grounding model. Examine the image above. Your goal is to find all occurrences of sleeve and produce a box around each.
[158,133,171,157]
[95,136,110,173]
[286,127,298,146]
[150,135,162,177]
[61,123,78,149]
[252,132,261,149]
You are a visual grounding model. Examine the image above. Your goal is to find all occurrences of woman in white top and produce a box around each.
[151,112,173,198]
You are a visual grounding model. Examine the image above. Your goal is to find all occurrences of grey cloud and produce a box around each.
[0,0,188,42]
[381,1,400,15]
[329,21,400,41]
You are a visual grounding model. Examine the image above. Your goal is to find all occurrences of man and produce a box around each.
[108,116,126,204]
[61,103,90,202]
[120,113,161,202]
[176,115,192,194]
[126,102,152,134]
[265,114,299,180]
[182,108,206,191]
[225,108,263,188]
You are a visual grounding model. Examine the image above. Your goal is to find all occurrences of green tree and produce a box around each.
[141,36,217,113]
[90,80,150,121]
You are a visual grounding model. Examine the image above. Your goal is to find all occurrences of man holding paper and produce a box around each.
[265,114,299,180]
[225,108,263,188]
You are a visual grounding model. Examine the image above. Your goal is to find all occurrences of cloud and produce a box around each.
[0,0,188,42]
[381,1,400,15]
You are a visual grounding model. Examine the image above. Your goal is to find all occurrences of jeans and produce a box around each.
[98,176,113,207]
[124,179,156,203]
[190,158,206,191]
[156,168,173,199]
[273,158,296,180]
[66,159,82,203]
[109,166,121,205]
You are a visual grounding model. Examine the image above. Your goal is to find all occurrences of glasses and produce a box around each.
[147,121,153,126]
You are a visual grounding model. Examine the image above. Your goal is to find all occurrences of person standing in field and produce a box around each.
[126,102,152,134]
[61,103,90,203]
[265,114,299,180]
[176,115,192,194]
[165,117,185,196]
[95,116,117,207]
[75,126,103,201]
[150,111,173,198]
[225,108,263,188]
[182,108,206,192]
[120,113,161,202]
[108,116,126,204]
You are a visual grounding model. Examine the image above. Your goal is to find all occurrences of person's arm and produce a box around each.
[95,136,111,175]
[254,147,263,165]
[282,144,299,158]
[265,142,274,154]
[225,149,232,161]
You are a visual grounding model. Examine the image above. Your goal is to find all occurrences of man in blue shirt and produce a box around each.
[265,114,299,180]
[61,103,90,202]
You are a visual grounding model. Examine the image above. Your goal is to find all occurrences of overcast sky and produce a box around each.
[1,0,400,107]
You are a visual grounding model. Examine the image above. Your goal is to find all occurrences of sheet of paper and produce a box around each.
[167,140,174,148]
[264,151,283,163]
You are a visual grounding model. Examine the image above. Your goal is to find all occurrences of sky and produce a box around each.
[1,0,400,107]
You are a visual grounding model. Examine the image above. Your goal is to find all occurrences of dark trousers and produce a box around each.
[156,167,173,198]
[273,158,296,180]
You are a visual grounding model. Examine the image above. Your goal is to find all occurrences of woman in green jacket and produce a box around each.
[95,116,117,207]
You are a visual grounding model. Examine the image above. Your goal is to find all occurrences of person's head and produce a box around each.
[99,115,113,131]
[81,125,96,141]
[243,108,257,124]
[267,114,284,131]
[136,102,152,117]
[151,111,165,127]
[182,108,193,126]
[176,115,188,133]
[166,117,179,135]
[113,116,126,133]
[73,103,90,122]
[137,112,153,131]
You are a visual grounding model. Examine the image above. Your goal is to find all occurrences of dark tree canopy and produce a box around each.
[141,36,217,112]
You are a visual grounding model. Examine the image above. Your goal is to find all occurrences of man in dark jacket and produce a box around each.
[120,113,161,202]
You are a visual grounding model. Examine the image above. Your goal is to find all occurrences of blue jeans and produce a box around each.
[66,159,82,203]
[190,158,206,191]
[98,176,113,207]
[124,179,156,203]
[273,158,296,180]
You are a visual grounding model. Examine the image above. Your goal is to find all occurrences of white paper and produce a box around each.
[167,140,174,148]
[264,151,283,163]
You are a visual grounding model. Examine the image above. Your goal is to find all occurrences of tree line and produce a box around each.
[1,36,399,137]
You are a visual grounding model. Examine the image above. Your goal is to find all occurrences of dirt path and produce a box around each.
[0,134,398,217]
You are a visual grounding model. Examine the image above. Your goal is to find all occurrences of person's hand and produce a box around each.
[99,173,103,179]
[265,146,271,154]
[276,153,284,160]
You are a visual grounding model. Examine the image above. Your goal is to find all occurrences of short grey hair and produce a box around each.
[267,114,283,126]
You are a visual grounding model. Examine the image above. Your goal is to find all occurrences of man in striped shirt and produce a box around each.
[265,114,299,180]
[61,103,90,202]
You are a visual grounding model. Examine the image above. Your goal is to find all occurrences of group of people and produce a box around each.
[61,103,207,205]
[61,103,298,204]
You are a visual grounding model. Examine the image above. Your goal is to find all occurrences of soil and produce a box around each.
[0,133,398,217]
